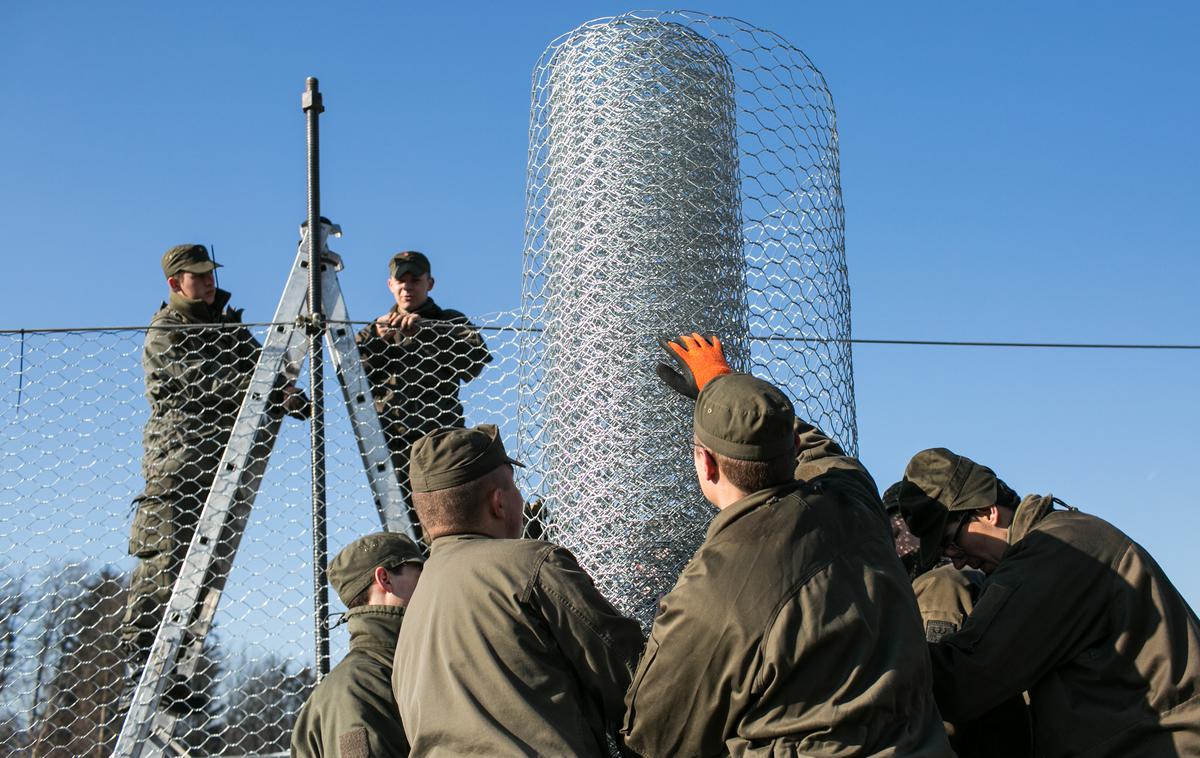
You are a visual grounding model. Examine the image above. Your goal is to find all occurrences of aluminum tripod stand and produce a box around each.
[114,220,416,757]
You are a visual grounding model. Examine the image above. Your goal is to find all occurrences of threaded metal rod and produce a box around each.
[302,75,330,680]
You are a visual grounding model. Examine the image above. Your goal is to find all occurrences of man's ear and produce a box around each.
[485,486,505,521]
[373,565,390,590]
[167,275,182,294]
[698,447,720,484]
[982,505,1002,526]
[426,275,435,292]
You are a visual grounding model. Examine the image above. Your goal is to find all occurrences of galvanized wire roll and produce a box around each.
[519,11,855,627]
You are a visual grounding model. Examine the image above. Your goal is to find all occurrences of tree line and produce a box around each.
[0,564,315,756]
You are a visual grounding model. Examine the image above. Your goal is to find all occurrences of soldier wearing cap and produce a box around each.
[356,251,492,531]
[291,531,423,758]
[392,424,643,756]
[121,244,306,695]
[622,335,952,757]
[894,448,1200,757]
[880,482,1033,757]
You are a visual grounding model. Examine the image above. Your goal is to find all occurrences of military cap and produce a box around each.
[897,448,1019,570]
[328,531,424,607]
[409,424,524,494]
[694,373,795,461]
[161,244,222,277]
[390,250,431,278]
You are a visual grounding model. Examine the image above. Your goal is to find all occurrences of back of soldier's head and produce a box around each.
[694,373,797,491]
[409,424,524,537]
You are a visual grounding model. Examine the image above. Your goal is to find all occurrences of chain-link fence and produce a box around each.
[0,315,529,756]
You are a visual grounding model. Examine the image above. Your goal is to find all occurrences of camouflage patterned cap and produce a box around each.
[390,250,431,278]
[409,424,524,494]
[694,373,795,461]
[161,244,221,277]
[897,448,1019,570]
[328,531,424,607]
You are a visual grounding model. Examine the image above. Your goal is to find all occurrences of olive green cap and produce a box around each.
[897,448,1018,570]
[693,373,795,461]
[328,531,424,607]
[390,250,431,278]
[161,244,221,277]
[409,424,524,494]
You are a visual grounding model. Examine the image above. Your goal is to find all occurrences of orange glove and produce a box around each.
[656,333,732,399]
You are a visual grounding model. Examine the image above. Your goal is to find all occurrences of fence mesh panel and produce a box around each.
[0,314,529,756]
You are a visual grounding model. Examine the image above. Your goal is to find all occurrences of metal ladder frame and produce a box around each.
[113,220,417,757]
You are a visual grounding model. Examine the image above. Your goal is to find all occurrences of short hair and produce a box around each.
[713,450,795,493]
[346,588,371,609]
[412,465,507,537]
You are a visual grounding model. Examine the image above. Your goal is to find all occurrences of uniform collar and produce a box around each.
[1006,493,1057,545]
[705,480,806,541]
[167,288,232,323]
[428,533,491,553]
[346,605,404,651]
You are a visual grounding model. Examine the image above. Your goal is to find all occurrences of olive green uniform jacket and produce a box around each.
[930,494,1200,757]
[355,298,491,473]
[139,289,260,498]
[912,565,1031,757]
[291,606,408,758]
[622,423,953,758]
[392,534,643,756]
[123,289,264,650]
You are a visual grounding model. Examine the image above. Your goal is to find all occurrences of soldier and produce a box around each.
[894,448,1200,757]
[290,531,424,758]
[882,483,1034,758]
[392,424,643,756]
[355,251,491,533]
[622,334,952,757]
[122,244,306,703]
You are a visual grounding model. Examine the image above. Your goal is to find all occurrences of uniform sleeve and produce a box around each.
[929,529,1111,722]
[622,598,732,757]
[793,418,874,484]
[534,547,644,744]
[793,419,886,527]
[415,312,492,384]
[355,323,405,409]
[143,321,257,415]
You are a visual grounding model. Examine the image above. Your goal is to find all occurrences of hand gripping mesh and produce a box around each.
[518,11,855,626]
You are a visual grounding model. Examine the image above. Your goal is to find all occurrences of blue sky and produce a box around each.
[4,2,1198,606]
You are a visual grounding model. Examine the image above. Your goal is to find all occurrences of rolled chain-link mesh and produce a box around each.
[518,11,854,625]
[0,11,852,755]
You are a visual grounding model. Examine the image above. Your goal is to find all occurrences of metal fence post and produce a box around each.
[302,75,331,680]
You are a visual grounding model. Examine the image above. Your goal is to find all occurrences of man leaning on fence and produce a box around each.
[291,531,423,758]
[355,251,491,532]
[121,244,307,704]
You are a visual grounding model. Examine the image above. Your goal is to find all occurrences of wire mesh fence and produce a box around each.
[0,316,527,756]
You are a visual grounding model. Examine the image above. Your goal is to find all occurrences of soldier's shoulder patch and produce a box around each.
[338,726,369,758]
[925,619,958,643]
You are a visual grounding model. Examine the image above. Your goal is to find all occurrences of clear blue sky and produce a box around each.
[4,2,1198,606]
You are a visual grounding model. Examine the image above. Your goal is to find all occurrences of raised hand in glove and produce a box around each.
[655,333,732,399]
